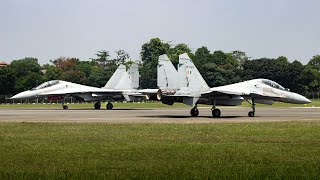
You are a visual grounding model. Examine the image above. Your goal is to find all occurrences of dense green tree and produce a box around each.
[232,50,249,69]
[242,57,290,85]
[92,50,111,68]
[42,64,61,81]
[0,66,15,95]
[212,50,227,65]
[10,57,43,93]
[299,67,320,93]
[10,57,42,77]
[168,43,192,67]
[225,53,239,69]
[60,70,87,85]
[140,38,170,64]
[74,61,98,85]
[201,62,240,87]
[88,66,110,88]
[193,46,212,67]
[285,60,305,93]
[307,55,320,71]
[51,57,79,71]
[114,49,130,65]
[140,38,170,88]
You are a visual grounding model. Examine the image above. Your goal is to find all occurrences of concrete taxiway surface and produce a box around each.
[0,107,319,123]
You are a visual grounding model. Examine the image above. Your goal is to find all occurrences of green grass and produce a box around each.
[1,99,320,109]
[0,122,320,179]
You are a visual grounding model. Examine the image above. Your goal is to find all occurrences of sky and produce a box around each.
[1,0,320,64]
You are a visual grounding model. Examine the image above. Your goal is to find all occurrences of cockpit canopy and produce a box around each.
[32,80,60,90]
[261,79,289,91]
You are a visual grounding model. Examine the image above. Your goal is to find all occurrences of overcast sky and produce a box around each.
[1,0,320,64]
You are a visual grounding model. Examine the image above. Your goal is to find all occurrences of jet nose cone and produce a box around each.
[10,91,36,100]
[303,97,312,104]
[296,94,311,104]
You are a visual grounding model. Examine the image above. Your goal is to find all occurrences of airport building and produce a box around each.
[0,61,8,67]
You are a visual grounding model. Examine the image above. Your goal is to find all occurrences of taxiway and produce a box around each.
[0,107,319,123]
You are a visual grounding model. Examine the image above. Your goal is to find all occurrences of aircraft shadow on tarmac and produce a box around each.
[138,115,242,119]
[11,108,154,111]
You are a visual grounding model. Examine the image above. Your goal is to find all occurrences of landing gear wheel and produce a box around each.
[248,111,255,117]
[94,102,101,109]
[247,98,256,117]
[106,103,113,110]
[63,105,68,110]
[212,109,221,118]
[190,108,199,117]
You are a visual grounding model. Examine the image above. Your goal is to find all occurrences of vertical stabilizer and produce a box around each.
[103,64,126,89]
[178,53,209,90]
[127,63,139,89]
[114,72,133,90]
[157,54,178,89]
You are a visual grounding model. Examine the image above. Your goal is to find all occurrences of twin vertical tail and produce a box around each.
[103,63,139,90]
[157,54,178,89]
[103,64,126,89]
[127,63,139,89]
[157,53,210,106]
[177,53,209,91]
[157,53,209,95]
[156,54,179,100]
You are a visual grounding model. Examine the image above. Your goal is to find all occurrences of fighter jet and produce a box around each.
[157,53,311,117]
[11,63,152,109]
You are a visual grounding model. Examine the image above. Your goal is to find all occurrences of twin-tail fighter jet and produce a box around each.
[156,53,311,117]
[11,64,157,109]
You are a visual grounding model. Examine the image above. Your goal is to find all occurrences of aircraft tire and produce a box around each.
[248,111,255,117]
[106,103,113,110]
[212,109,221,118]
[63,105,68,110]
[190,108,199,117]
[94,102,101,109]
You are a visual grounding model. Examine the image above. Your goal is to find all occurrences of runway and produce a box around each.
[0,107,319,123]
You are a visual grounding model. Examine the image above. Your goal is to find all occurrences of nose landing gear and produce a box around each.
[247,98,256,117]
[62,98,68,110]
[62,105,68,109]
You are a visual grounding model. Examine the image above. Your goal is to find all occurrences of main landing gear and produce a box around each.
[62,98,68,109]
[190,105,199,117]
[95,102,113,110]
[211,106,221,118]
[190,104,222,118]
[247,98,256,117]
[94,102,101,109]
[62,104,68,110]
[106,102,113,110]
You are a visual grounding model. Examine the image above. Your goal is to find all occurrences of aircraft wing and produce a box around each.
[39,88,124,96]
[201,89,247,97]
[201,88,284,99]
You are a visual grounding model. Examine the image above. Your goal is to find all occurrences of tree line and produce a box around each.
[1,38,320,98]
